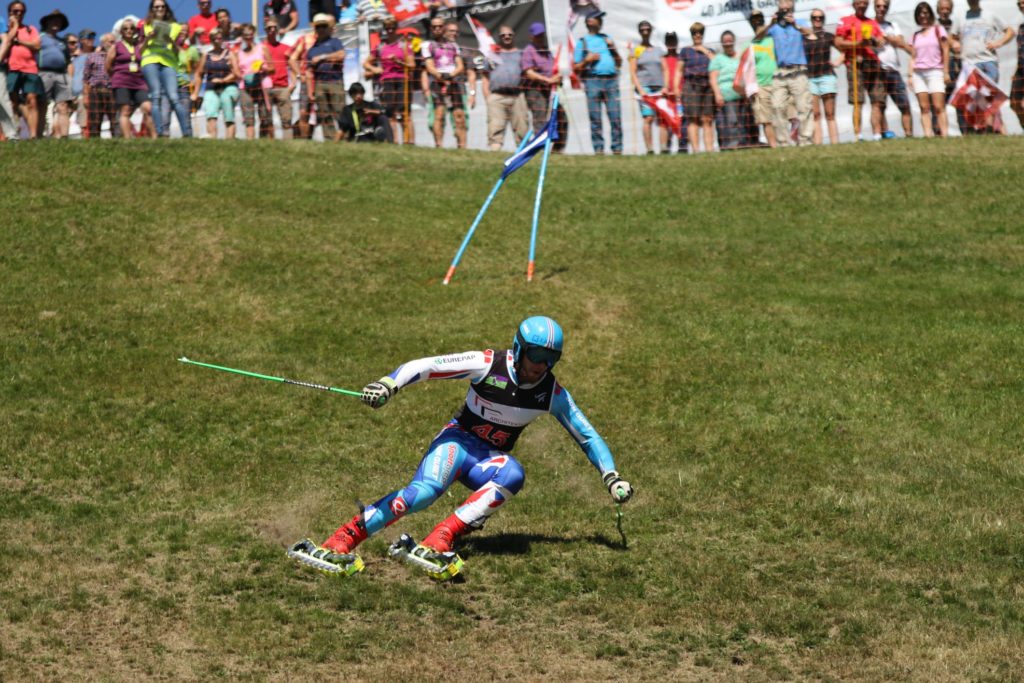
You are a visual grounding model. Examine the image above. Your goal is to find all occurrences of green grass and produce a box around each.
[2,138,1023,681]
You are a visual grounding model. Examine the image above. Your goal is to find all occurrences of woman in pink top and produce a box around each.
[363,17,414,144]
[236,23,270,139]
[5,1,42,138]
[909,2,951,137]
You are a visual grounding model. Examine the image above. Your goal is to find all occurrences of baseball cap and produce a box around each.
[586,9,606,20]
[79,29,96,39]
[529,21,546,36]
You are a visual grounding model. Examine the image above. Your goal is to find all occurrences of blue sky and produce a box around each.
[22,1,311,36]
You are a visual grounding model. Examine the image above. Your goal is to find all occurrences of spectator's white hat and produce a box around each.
[114,14,140,34]
[312,13,335,27]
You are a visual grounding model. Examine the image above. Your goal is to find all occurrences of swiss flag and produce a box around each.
[382,0,429,26]
[732,45,758,98]
[950,65,1007,131]
[639,92,682,138]
[467,15,501,67]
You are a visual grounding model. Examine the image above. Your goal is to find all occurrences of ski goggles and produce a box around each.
[522,344,561,367]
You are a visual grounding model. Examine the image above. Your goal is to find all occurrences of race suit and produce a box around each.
[358,349,618,535]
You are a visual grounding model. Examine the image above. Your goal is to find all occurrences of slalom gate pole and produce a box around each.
[527,93,559,282]
[178,357,362,398]
[442,131,536,285]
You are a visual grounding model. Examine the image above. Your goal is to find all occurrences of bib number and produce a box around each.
[471,424,511,448]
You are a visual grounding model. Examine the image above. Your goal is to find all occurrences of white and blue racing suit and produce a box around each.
[358,349,618,535]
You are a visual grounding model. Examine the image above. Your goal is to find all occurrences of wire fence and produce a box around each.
[8,25,1021,151]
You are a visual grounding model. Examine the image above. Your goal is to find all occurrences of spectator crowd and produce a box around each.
[1,0,1022,151]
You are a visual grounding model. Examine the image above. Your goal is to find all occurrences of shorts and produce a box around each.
[430,77,464,110]
[752,81,773,124]
[975,60,999,83]
[267,87,293,127]
[40,70,73,103]
[379,78,411,119]
[846,59,886,106]
[114,87,149,108]
[808,74,837,97]
[202,84,239,122]
[1012,67,1024,103]
[7,70,44,97]
[638,84,663,117]
[879,68,910,111]
[682,78,713,121]
[912,68,946,95]
[239,85,266,126]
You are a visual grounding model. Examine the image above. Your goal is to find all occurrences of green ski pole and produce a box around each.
[178,357,363,399]
[616,503,628,549]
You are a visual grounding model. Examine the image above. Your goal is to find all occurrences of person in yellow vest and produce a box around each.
[140,0,192,136]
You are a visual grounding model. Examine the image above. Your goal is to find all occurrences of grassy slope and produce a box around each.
[1,139,1022,681]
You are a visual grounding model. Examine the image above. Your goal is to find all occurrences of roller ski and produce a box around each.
[388,533,464,582]
[287,539,365,576]
[288,510,369,577]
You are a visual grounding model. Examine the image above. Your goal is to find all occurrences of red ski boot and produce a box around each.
[323,513,369,554]
[421,514,472,553]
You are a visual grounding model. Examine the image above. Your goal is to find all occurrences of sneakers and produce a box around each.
[288,538,365,576]
[882,131,896,139]
[323,513,369,554]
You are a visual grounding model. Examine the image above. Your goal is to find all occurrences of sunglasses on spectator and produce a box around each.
[811,15,825,20]
[691,29,704,34]
[499,32,513,37]
[10,7,24,13]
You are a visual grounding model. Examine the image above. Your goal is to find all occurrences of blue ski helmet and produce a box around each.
[512,316,564,368]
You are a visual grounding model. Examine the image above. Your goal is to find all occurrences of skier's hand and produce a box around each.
[361,377,398,409]
[603,471,633,504]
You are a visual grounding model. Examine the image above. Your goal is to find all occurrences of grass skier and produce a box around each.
[290,316,633,580]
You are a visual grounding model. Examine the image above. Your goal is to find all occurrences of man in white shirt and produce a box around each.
[874,0,913,138]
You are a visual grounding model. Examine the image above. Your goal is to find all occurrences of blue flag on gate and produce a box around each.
[500,105,559,180]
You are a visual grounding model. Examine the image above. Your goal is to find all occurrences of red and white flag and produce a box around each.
[382,0,429,27]
[467,15,502,67]
[732,45,758,98]
[566,31,582,89]
[639,92,682,138]
[950,65,1007,131]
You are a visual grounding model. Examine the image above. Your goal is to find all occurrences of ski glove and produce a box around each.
[361,377,398,409]
[603,471,633,504]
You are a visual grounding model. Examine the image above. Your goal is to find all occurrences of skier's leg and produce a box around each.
[323,437,471,553]
[421,453,525,552]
